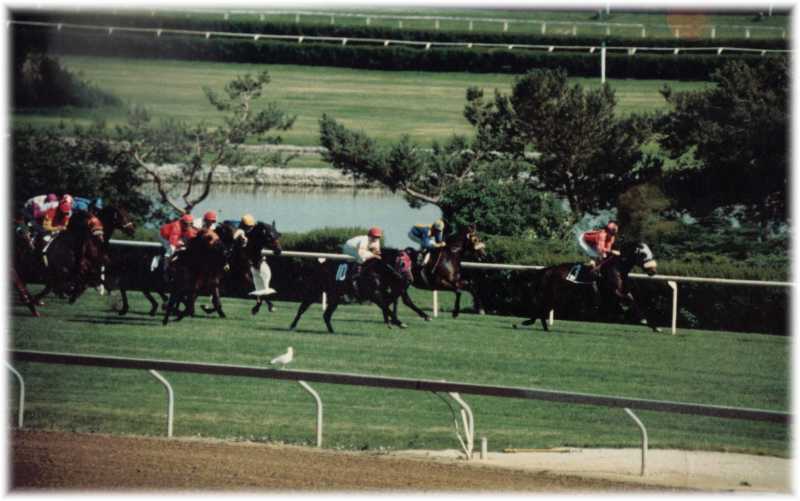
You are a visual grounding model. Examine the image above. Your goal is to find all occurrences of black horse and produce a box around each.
[289,249,430,334]
[512,241,660,332]
[202,221,283,316]
[404,224,487,317]
[162,229,228,325]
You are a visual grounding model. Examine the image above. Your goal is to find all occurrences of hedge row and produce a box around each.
[13,10,789,49]
[113,227,787,334]
[13,26,784,80]
[266,229,788,334]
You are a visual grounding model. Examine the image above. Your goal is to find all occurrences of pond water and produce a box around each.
[154,184,442,249]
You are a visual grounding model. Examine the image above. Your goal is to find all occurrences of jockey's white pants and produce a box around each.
[249,260,276,296]
[577,234,602,259]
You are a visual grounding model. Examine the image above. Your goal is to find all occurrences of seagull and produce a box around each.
[270,347,294,368]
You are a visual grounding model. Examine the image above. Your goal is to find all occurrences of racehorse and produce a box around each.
[289,249,430,334]
[512,241,660,333]
[162,228,228,325]
[32,210,108,304]
[12,224,39,316]
[96,205,136,244]
[201,221,283,316]
[404,224,487,317]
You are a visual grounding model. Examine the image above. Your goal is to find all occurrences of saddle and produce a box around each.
[564,263,597,285]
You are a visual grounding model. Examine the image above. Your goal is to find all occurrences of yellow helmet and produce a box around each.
[433,219,445,231]
[241,214,256,227]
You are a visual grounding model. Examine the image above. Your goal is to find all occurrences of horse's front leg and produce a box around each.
[400,289,430,321]
[619,291,660,333]
[211,286,225,318]
[118,288,130,316]
[452,290,462,318]
[322,302,339,334]
[289,299,312,331]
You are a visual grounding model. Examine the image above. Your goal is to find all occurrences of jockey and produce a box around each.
[23,193,58,232]
[194,211,218,231]
[341,227,383,296]
[577,220,621,272]
[232,213,277,296]
[342,227,383,264]
[41,194,73,235]
[159,213,198,264]
[408,219,446,266]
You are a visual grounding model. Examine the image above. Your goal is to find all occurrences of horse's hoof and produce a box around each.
[251,306,259,315]
[512,323,518,329]
[653,327,662,333]
[219,313,226,319]
[268,305,275,312]
[399,323,408,329]
[424,316,431,322]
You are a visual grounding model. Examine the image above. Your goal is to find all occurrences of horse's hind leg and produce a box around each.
[142,291,159,316]
[251,298,262,316]
[322,302,339,334]
[289,300,313,330]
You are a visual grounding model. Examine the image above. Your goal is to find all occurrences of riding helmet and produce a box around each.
[204,211,217,222]
[59,194,73,212]
[606,221,619,234]
[433,219,445,231]
[368,227,383,238]
[241,214,256,227]
[180,213,194,224]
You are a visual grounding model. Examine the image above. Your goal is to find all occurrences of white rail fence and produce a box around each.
[8,350,790,475]
[34,7,790,39]
[107,239,792,335]
[7,20,791,56]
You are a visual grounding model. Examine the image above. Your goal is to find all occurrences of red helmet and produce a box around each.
[180,214,194,224]
[606,221,619,234]
[368,227,383,238]
[59,194,73,212]
[203,211,217,222]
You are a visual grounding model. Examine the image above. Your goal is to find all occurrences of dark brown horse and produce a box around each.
[201,221,283,316]
[11,223,39,316]
[512,241,660,332]
[405,224,487,317]
[289,249,430,334]
[32,211,108,304]
[162,229,228,325]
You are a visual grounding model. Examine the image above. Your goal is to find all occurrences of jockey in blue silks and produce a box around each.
[408,219,446,267]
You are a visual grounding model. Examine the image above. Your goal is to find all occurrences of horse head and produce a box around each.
[249,222,283,256]
[464,224,487,258]
[625,242,657,276]
[97,206,136,238]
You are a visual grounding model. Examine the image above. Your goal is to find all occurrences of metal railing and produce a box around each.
[107,239,792,334]
[7,20,791,55]
[8,350,790,474]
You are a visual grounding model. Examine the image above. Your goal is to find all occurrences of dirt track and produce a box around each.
[11,430,677,492]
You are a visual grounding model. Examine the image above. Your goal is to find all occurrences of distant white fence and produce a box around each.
[108,239,792,335]
[7,20,791,56]
[39,6,790,39]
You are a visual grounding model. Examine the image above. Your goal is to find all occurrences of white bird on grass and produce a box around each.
[270,347,294,368]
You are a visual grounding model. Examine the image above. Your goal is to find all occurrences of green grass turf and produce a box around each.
[9,283,789,456]
[12,56,712,147]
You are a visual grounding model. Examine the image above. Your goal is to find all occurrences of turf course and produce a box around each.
[9,284,789,457]
[14,56,712,146]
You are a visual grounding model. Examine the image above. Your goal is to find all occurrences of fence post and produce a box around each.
[148,370,174,437]
[298,381,323,448]
[432,290,439,318]
[6,363,25,428]
[624,408,648,476]
[668,281,678,335]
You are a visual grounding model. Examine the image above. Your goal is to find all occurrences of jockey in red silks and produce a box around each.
[41,194,73,235]
[577,220,621,272]
[159,214,198,260]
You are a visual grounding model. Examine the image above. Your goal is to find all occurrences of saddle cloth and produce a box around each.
[565,263,595,284]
